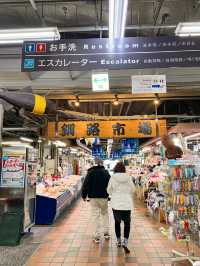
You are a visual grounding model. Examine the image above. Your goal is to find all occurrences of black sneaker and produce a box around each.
[93,237,100,244]
[117,240,121,247]
[122,245,130,254]
[104,233,110,240]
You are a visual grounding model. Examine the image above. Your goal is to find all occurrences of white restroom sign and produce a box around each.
[132,75,166,94]
[92,73,109,92]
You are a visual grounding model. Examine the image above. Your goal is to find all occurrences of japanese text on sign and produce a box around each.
[22,36,200,72]
[47,120,167,139]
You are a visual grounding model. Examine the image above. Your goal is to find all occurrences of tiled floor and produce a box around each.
[25,199,200,266]
[0,225,52,266]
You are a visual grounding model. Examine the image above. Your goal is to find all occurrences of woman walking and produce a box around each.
[107,161,133,254]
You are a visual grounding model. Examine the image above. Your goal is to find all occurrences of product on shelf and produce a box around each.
[36,175,82,199]
[166,161,200,242]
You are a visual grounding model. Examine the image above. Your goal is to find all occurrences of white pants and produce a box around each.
[90,198,109,238]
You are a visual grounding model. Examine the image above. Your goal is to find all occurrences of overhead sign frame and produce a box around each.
[22,36,200,72]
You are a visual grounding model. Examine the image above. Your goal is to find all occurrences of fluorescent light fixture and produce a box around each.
[54,140,66,147]
[0,27,60,44]
[20,137,33,143]
[70,148,78,153]
[185,132,200,140]
[175,22,200,36]
[2,141,33,148]
[2,141,22,145]
[109,0,128,39]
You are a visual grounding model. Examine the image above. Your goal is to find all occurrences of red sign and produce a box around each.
[3,157,24,172]
[36,43,46,53]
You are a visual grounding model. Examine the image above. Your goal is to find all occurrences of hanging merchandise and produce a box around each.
[166,162,200,243]
[92,143,107,159]
[110,139,122,159]
[121,138,139,155]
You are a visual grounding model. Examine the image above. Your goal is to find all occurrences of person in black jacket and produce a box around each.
[82,157,110,243]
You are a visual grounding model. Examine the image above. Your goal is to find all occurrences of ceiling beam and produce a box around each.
[125,102,132,115]
[47,92,200,101]
[59,108,200,120]
[118,103,124,116]
[59,24,176,32]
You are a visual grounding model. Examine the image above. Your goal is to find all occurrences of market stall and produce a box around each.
[35,175,83,225]
[130,123,200,262]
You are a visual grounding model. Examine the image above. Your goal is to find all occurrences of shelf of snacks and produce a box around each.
[35,175,83,225]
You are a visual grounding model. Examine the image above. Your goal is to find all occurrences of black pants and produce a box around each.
[112,209,131,239]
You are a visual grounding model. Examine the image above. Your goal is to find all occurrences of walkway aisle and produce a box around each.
[26,199,200,266]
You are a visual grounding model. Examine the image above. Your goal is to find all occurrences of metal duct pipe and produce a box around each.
[3,127,38,132]
[19,108,43,127]
[0,90,57,115]
[0,24,176,34]
[59,24,176,32]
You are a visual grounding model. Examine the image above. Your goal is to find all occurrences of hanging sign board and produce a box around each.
[47,119,167,139]
[22,36,200,72]
[92,72,109,92]
[132,75,166,94]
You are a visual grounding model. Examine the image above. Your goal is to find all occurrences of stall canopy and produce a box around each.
[168,123,200,136]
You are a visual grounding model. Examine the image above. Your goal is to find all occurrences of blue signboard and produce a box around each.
[92,144,107,160]
[122,139,139,155]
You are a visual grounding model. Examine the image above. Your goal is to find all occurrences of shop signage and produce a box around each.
[92,72,109,92]
[22,36,200,72]
[47,119,167,139]
[1,147,26,188]
[132,75,166,94]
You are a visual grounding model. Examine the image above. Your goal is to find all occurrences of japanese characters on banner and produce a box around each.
[47,120,167,139]
[132,75,167,94]
[22,36,200,72]
[1,147,26,188]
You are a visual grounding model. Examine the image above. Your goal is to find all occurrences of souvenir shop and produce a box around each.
[130,123,200,255]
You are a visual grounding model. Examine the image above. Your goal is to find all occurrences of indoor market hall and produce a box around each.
[1,0,200,266]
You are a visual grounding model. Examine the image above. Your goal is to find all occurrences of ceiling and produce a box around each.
[0,0,197,34]
[1,0,200,131]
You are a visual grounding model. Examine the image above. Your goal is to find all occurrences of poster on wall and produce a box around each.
[1,147,26,188]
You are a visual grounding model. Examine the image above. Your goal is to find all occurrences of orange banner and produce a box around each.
[47,120,167,139]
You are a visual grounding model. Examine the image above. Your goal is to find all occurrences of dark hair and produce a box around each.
[114,162,126,173]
